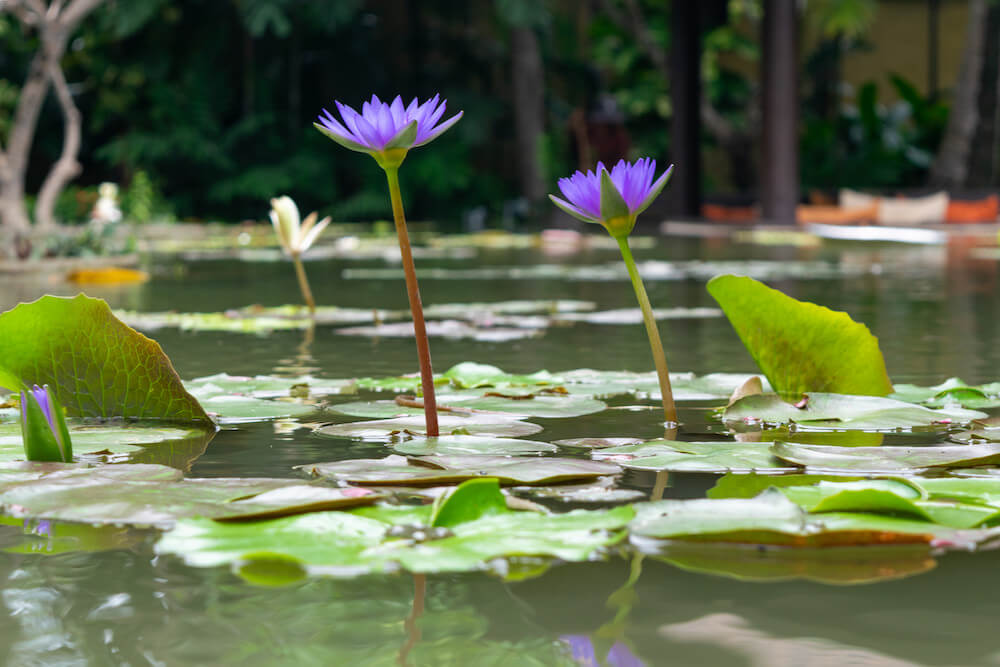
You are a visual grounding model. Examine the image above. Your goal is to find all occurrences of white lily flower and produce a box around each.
[269,196,332,256]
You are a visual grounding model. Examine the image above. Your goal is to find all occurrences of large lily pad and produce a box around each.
[724,393,985,430]
[629,491,955,547]
[592,440,794,473]
[185,373,355,399]
[156,480,634,576]
[0,295,209,422]
[772,441,1000,473]
[0,464,377,527]
[298,454,621,486]
[315,414,543,441]
[706,275,893,397]
[336,321,543,342]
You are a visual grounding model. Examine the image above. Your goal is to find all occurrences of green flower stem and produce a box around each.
[616,236,677,424]
[291,252,316,315]
[385,167,439,437]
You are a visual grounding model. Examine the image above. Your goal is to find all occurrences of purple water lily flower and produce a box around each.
[561,635,645,667]
[550,158,673,238]
[20,384,72,462]
[315,94,463,168]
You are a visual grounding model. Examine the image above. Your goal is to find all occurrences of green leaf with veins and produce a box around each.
[0,295,208,422]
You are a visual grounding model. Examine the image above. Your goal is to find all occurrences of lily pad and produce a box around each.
[298,454,621,486]
[0,421,214,469]
[0,464,377,527]
[771,441,1000,473]
[156,482,634,576]
[707,275,893,397]
[553,307,722,324]
[315,414,543,441]
[629,491,952,546]
[592,440,794,473]
[891,378,1000,409]
[658,542,935,584]
[724,393,986,430]
[0,295,209,421]
[391,435,558,456]
[335,321,542,342]
[185,373,355,399]
[332,394,605,420]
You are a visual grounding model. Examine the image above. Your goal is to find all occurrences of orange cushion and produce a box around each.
[797,204,877,225]
[945,195,999,223]
[701,203,756,222]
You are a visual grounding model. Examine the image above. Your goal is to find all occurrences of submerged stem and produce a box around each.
[616,236,677,424]
[291,252,316,315]
[385,167,439,437]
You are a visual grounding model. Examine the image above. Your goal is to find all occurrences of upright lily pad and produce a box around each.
[0,295,209,422]
[706,275,893,397]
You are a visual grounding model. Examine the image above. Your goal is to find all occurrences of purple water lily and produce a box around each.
[315,94,462,166]
[550,158,673,238]
[20,384,72,462]
[561,635,645,667]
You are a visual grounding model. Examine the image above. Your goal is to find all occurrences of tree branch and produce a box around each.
[34,56,81,227]
[60,0,103,28]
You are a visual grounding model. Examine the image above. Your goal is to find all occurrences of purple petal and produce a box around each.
[561,635,598,666]
[606,642,645,667]
[414,111,463,146]
[29,385,54,426]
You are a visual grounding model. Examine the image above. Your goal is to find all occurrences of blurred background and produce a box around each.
[0,0,996,230]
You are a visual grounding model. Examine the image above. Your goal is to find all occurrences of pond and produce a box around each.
[1,230,1000,665]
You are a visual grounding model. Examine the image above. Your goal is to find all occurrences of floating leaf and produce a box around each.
[772,441,1000,473]
[724,393,985,430]
[332,394,605,420]
[0,295,209,422]
[706,275,893,397]
[391,435,557,456]
[592,440,794,473]
[554,437,644,450]
[658,542,935,584]
[315,414,543,441]
[630,491,951,546]
[430,478,508,528]
[336,321,542,342]
[891,378,1000,410]
[157,499,634,576]
[0,421,212,468]
[552,307,722,324]
[298,454,621,486]
[185,373,355,399]
[0,464,376,527]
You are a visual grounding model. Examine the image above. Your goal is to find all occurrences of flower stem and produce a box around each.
[385,167,439,437]
[616,236,677,425]
[291,252,316,315]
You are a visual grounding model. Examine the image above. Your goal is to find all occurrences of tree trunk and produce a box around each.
[930,0,988,189]
[0,0,105,231]
[35,52,83,228]
[511,26,546,204]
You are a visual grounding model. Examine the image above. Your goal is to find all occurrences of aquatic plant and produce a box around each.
[20,384,73,462]
[315,95,463,436]
[550,158,677,423]
[269,196,331,315]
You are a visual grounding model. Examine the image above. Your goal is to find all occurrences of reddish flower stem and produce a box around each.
[385,167,439,437]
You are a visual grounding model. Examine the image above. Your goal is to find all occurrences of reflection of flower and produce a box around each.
[561,635,645,667]
[315,94,462,168]
[269,196,331,257]
[549,159,673,238]
[20,384,73,462]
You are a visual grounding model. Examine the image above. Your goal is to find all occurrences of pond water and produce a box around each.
[2,231,1000,665]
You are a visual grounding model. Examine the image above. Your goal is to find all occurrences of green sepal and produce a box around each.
[385,120,418,150]
[21,389,72,462]
[599,169,631,223]
[634,165,673,216]
[313,122,370,154]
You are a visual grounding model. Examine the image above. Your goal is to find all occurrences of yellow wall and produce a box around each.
[841,0,969,101]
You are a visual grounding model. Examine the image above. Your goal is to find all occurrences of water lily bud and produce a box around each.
[19,384,72,462]
[269,196,331,256]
